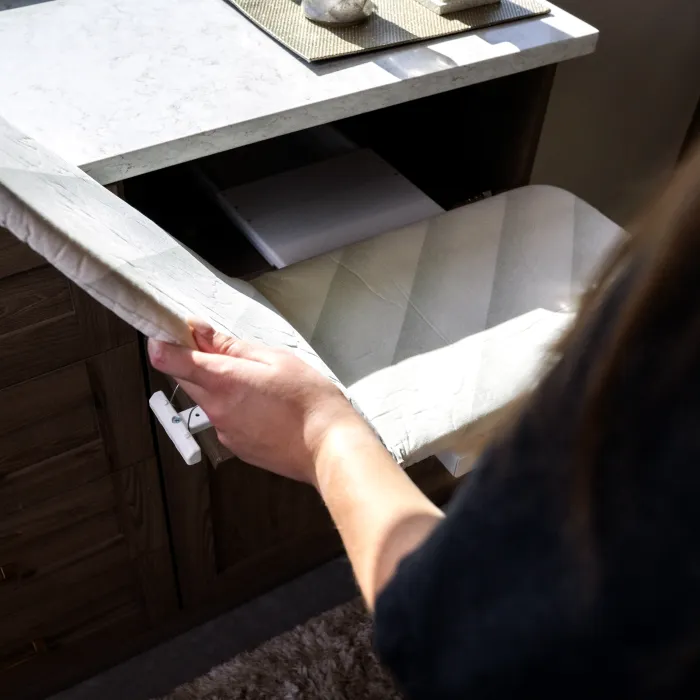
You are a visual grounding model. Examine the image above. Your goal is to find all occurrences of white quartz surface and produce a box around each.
[0,0,596,183]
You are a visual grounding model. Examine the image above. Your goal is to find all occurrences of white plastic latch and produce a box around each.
[149,391,212,465]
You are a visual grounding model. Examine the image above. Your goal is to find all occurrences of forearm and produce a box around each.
[149,330,443,607]
[313,419,444,610]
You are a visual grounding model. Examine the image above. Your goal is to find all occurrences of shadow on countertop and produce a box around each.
[0,0,55,11]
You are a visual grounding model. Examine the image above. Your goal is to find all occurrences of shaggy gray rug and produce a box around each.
[155,599,402,699]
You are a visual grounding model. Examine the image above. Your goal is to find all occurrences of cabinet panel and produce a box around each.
[0,364,101,485]
[0,363,92,437]
[0,228,44,280]
[0,456,177,696]
[150,366,458,610]
[0,404,99,478]
[0,236,135,390]
[209,460,332,571]
[0,313,87,390]
[0,332,177,698]
[0,477,117,565]
[0,511,120,589]
[86,344,154,470]
[0,441,110,517]
[0,266,73,335]
[0,537,134,645]
[0,345,155,496]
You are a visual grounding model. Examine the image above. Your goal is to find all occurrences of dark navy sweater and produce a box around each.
[375,274,700,698]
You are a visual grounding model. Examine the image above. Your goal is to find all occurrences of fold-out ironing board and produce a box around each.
[0,117,620,475]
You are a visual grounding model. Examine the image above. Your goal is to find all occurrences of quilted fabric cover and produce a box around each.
[0,117,339,388]
[252,186,621,464]
[0,114,619,466]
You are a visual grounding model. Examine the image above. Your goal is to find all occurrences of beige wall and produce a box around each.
[532,0,700,224]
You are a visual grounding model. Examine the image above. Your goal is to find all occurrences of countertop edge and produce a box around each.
[84,30,599,184]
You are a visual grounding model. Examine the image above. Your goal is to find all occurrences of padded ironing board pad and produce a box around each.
[226,0,550,62]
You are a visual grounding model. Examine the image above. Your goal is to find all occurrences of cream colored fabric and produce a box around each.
[0,117,339,386]
[253,186,621,463]
[352,308,573,464]
[0,114,620,466]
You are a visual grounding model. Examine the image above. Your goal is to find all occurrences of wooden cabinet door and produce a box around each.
[0,343,178,699]
[149,367,456,610]
[0,239,179,698]
[0,230,134,390]
[152,393,341,608]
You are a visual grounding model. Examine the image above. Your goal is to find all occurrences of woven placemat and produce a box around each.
[227,0,550,62]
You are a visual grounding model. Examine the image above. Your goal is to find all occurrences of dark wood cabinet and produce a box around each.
[149,370,346,610]
[0,230,136,391]
[150,367,456,612]
[0,232,178,699]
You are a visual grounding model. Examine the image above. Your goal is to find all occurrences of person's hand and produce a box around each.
[148,321,368,484]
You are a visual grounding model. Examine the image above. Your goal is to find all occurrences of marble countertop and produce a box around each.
[0,0,596,184]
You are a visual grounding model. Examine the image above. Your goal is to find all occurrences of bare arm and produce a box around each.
[148,324,442,608]
[313,420,443,607]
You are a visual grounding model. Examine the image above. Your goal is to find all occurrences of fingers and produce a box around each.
[149,337,268,395]
[187,319,219,353]
[175,378,209,408]
[148,338,224,388]
[188,318,268,363]
[177,375,245,436]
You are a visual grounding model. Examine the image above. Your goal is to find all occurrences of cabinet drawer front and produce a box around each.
[0,264,87,389]
[0,343,153,491]
[0,313,85,390]
[0,475,138,654]
[0,463,174,665]
[0,477,118,564]
[0,299,134,390]
[0,364,101,484]
[0,228,44,281]
[0,551,143,657]
[0,441,110,517]
[0,255,135,391]
[0,265,73,336]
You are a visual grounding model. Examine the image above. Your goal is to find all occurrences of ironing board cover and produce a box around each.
[0,117,340,389]
[0,117,619,465]
[252,186,620,463]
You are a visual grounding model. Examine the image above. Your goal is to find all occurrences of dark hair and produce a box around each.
[567,142,700,535]
[499,141,700,565]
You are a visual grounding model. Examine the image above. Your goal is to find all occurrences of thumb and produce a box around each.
[188,318,217,352]
[188,318,262,362]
